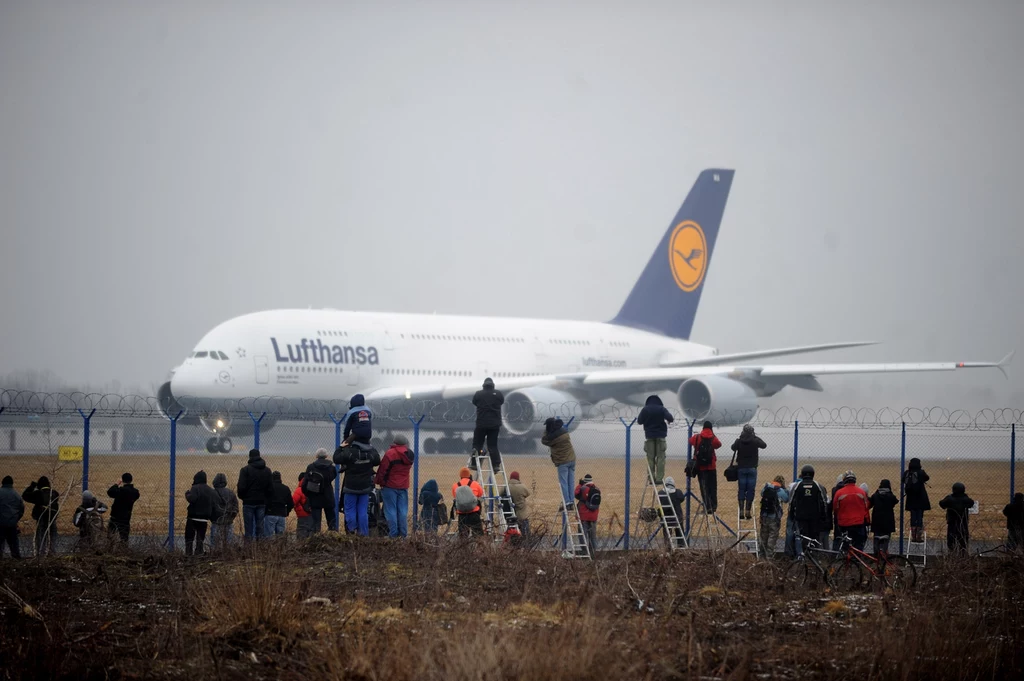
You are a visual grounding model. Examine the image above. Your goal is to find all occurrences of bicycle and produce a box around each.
[781,535,844,590]
[830,532,917,591]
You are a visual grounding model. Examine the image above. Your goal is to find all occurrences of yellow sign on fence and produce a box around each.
[58,446,83,462]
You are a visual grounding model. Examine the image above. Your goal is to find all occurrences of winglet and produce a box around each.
[998,350,1015,379]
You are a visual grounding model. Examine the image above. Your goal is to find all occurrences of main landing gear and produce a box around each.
[206,437,233,454]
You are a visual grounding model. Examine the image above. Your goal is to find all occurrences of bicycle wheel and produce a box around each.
[826,557,862,591]
[782,559,811,589]
[883,555,917,591]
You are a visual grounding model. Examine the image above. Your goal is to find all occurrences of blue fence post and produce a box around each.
[77,408,95,492]
[899,421,907,555]
[620,417,637,550]
[248,411,266,450]
[167,411,182,551]
[1011,424,1016,503]
[329,414,343,531]
[409,415,425,532]
[685,420,694,536]
[792,420,799,483]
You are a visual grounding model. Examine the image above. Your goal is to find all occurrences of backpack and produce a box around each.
[792,480,824,522]
[455,481,479,513]
[760,485,781,517]
[304,470,324,495]
[77,508,104,536]
[583,484,602,511]
[695,436,716,466]
[436,500,450,525]
[905,470,924,495]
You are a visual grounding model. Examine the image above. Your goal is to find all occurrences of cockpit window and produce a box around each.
[194,351,209,358]
[188,352,196,358]
[218,351,229,360]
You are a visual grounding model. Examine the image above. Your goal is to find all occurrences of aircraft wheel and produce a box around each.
[424,437,437,454]
[206,438,218,454]
[219,437,232,454]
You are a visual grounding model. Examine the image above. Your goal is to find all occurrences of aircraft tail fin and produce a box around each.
[611,169,734,340]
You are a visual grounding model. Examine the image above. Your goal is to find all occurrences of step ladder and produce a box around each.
[735,503,759,556]
[636,463,687,551]
[905,530,927,567]
[550,493,591,559]
[685,494,729,550]
[471,450,518,538]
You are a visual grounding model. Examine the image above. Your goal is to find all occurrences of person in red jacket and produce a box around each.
[688,421,722,514]
[574,474,600,557]
[832,470,872,551]
[293,472,314,539]
[375,434,415,538]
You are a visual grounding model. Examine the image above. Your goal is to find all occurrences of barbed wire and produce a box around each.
[1,389,1021,430]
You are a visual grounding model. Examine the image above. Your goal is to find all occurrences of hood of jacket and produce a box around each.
[247,457,267,470]
[739,424,756,442]
[389,444,414,465]
[272,471,282,483]
[544,417,564,435]
[213,473,228,489]
[644,395,663,407]
[908,457,922,470]
[699,427,715,439]
[952,482,966,496]
[37,476,51,489]
[349,393,365,408]
[482,377,494,390]
[421,479,439,495]
[193,471,208,485]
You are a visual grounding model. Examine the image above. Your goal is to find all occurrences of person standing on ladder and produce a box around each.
[730,425,767,520]
[542,418,576,509]
[638,395,674,485]
[472,378,504,470]
[689,421,722,514]
[574,474,601,557]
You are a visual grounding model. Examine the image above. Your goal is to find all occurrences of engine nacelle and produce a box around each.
[502,387,584,437]
[677,376,758,427]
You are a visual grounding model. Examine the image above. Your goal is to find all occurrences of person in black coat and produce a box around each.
[472,378,505,469]
[869,479,899,556]
[22,476,59,556]
[638,395,674,485]
[901,457,931,542]
[938,482,975,556]
[1003,493,1024,550]
[185,471,223,556]
[334,441,380,536]
[730,425,767,519]
[264,471,293,536]
[237,449,274,540]
[106,472,140,543]
[304,449,339,533]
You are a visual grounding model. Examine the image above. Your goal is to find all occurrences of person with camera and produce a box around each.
[334,440,381,536]
[106,472,140,543]
[688,421,722,514]
[730,425,767,520]
[574,474,601,557]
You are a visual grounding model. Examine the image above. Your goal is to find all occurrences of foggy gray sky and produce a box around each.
[1,1,1022,407]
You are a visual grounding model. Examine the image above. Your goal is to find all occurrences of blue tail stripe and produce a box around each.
[610,169,734,340]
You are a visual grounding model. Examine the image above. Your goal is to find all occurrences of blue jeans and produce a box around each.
[737,468,757,504]
[264,515,286,536]
[381,488,408,538]
[210,522,234,548]
[557,462,576,505]
[344,493,370,536]
[243,505,266,539]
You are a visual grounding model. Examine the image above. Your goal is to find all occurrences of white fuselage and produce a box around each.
[169,309,717,407]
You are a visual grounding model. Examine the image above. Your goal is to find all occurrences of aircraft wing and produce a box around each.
[365,351,1013,403]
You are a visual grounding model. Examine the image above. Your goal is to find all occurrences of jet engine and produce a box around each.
[502,387,585,437]
[677,376,758,426]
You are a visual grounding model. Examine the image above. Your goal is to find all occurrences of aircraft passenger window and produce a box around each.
[195,351,208,358]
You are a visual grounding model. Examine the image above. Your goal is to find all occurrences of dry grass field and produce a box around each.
[0,538,1021,680]
[1,452,1016,543]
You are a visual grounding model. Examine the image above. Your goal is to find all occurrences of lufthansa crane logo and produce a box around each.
[669,220,707,292]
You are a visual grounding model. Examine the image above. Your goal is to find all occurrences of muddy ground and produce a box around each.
[0,537,1021,680]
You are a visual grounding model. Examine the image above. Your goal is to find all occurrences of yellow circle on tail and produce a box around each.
[668,221,707,292]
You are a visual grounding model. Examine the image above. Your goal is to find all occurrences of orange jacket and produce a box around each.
[452,478,484,514]
[833,483,871,527]
[292,486,312,518]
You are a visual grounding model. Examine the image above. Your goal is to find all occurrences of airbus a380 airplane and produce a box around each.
[159,169,1011,454]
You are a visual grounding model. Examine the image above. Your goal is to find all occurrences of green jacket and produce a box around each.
[541,430,576,467]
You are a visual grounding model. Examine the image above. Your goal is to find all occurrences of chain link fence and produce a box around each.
[1,393,1019,555]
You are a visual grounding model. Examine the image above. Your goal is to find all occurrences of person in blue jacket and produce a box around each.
[342,394,372,446]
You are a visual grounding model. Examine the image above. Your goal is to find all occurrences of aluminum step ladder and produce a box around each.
[471,451,518,538]
[905,530,927,567]
[637,463,687,551]
[735,504,760,556]
[685,494,729,550]
[551,492,591,559]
